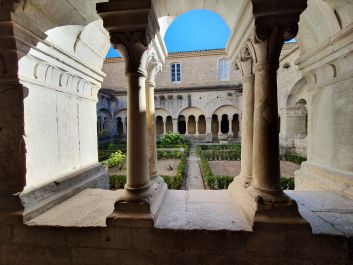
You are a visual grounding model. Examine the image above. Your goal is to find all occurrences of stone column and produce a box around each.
[185,116,189,135]
[122,116,127,137]
[228,116,233,136]
[250,20,301,202]
[238,48,255,183]
[206,117,212,134]
[163,117,167,134]
[172,118,178,133]
[146,77,159,181]
[195,117,199,135]
[218,117,222,135]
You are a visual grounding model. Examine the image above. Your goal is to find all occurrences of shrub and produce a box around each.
[160,132,185,147]
[109,175,126,189]
[102,150,126,170]
[283,153,307,165]
[196,146,235,189]
[280,177,295,190]
[217,176,235,189]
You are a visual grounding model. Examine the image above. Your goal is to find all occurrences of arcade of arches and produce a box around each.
[1,0,353,264]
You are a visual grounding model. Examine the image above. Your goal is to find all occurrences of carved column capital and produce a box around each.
[235,45,254,79]
[146,48,162,85]
[252,17,300,69]
[97,0,159,75]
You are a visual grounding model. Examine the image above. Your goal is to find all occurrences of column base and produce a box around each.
[295,162,353,200]
[107,178,167,227]
[228,177,311,233]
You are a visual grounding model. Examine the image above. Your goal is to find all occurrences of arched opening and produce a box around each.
[296,99,308,136]
[156,116,164,135]
[178,115,186,134]
[211,114,219,136]
[117,117,124,137]
[232,114,239,137]
[165,116,173,133]
[221,114,229,134]
[198,115,206,134]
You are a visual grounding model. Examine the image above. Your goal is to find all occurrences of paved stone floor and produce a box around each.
[286,190,353,236]
[185,149,205,190]
[155,190,251,231]
[26,189,123,227]
[26,188,353,237]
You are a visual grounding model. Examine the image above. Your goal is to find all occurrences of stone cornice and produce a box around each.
[101,84,243,96]
[296,23,353,74]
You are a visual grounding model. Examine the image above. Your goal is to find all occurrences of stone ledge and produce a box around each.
[21,163,109,222]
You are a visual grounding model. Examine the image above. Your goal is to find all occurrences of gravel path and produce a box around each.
[185,149,205,190]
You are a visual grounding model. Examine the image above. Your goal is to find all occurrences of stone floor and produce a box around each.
[26,188,353,238]
[26,189,123,227]
[185,149,205,190]
[286,190,353,236]
[155,190,251,231]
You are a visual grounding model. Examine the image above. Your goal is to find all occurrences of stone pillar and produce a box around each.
[185,116,189,135]
[250,19,302,202]
[146,78,159,181]
[122,116,127,137]
[195,117,199,135]
[218,117,222,135]
[206,117,212,134]
[172,118,178,133]
[238,48,255,183]
[228,116,233,136]
[163,117,167,134]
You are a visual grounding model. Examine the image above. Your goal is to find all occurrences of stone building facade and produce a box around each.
[98,49,243,143]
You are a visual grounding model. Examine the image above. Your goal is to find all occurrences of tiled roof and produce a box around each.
[167,48,227,58]
[103,44,297,63]
[104,57,123,63]
[282,42,297,50]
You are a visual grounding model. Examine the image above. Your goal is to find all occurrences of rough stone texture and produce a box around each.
[287,190,353,236]
[0,189,351,264]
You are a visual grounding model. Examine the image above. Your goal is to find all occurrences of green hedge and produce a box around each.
[199,143,241,151]
[280,177,295,190]
[202,150,241,161]
[109,145,189,190]
[157,149,184,160]
[283,153,307,165]
[196,146,234,190]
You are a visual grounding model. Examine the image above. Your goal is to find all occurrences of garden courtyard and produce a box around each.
[100,133,303,191]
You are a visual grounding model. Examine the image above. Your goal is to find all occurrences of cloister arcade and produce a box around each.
[0,0,353,263]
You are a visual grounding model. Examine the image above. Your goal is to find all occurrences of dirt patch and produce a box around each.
[208,161,241,176]
[280,160,300,178]
[158,159,180,176]
[107,159,180,177]
[208,160,300,178]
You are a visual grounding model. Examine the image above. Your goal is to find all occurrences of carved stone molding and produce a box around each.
[21,60,99,99]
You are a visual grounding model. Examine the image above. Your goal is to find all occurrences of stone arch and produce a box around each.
[178,106,205,118]
[205,99,240,117]
[286,78,308,108]
[156,108,172,119]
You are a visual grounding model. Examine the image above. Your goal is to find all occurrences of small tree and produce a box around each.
[160,132,184,147]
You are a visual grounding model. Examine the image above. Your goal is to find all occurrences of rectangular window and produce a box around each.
[171,63,181,83]
[218,59,230,81]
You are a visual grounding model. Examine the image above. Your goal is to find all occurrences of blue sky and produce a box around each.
[105,10,230,58]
